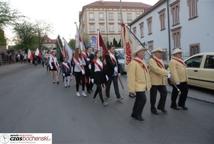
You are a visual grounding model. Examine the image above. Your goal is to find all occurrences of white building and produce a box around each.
[130,0,214,59]
[79,1,151,47]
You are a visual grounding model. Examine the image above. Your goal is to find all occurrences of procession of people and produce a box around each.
[41,44,189,122]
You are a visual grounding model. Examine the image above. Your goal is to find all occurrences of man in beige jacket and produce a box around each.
[149,48,170,115]
[169,48,188,110]
[128,45,151,121]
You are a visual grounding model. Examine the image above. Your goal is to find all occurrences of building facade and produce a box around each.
[41,35,57,50]
[79,1,151,47]
[130,0,214,59]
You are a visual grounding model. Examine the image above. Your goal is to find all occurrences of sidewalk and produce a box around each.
[167,86,214,104]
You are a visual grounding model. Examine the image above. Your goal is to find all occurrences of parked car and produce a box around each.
[115,48,126,74]
[184,52,214,90]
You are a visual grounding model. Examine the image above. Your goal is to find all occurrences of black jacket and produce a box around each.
[104,53,121,77]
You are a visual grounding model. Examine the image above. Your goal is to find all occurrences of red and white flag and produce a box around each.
[75,24,85,50]
[97,30,108,58]
[121,23,137,65]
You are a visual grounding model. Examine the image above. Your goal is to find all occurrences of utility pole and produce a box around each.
[167,0,171,60]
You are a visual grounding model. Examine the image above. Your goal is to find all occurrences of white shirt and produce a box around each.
[73,57,85,73]
[94,58,103,72]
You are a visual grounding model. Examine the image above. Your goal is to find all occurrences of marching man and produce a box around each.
[127,45,151,121]
[169,48,189,110]
[149,48,170,115]
[104,46,123,102]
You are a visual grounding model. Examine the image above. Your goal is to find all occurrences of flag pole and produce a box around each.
[74,22,84,50]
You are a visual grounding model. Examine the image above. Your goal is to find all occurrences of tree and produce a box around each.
[68,39,75,49]
[34,21,52,49]
[13,20,51,51]
[113,38,118,47]
[13,21,39,51]
[118,39,122,47]
[0,0,21,27]
[0,28,6,45]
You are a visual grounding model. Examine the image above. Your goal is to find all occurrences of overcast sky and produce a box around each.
[5,0,159,41]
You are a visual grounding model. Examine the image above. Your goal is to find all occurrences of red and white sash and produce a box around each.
[82,51,88,59]
[73,57,85,72]
[62,62,70,69]
[172,57,186,66]
[109,52,116,64]
[134,57,148,72]
[94,59,103,71]
[152,56,165,69]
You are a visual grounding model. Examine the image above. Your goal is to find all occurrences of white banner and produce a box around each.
[0,133,52,144]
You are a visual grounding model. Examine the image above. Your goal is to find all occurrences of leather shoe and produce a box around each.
[158,108,167,113]
[170,106,180,110]
[131,114,144,121]
[181,106,188,110]
[151,109,159,115]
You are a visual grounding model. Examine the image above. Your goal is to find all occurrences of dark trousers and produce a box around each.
[132,92,147,118]
[171,82,189,107]
[93,84,104,103]
[105,76,121,98]
[150,85,167,110]
[74,72,85,92]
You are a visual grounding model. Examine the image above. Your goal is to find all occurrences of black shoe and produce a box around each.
[170,106,180,110]
[181,106,188,110]
[131,114,144,121]
[158,108,167,113]
[151,109,159,115]
[56,81,59,85]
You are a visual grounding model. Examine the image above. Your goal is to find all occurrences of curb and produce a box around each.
[167,90,214,105]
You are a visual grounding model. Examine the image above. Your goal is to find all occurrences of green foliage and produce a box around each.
[0,0,21,27]
[13,20,51,51]
[68,39,75,49]
[0,28,6,45]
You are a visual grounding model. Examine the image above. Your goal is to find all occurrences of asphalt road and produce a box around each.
[0,63,214,144]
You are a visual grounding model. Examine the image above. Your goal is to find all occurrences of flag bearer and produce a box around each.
[169,48,188,110]
[91,51,108,106]
[127,45,151,121]
[149,48,170,115]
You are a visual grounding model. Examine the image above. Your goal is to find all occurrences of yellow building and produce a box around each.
[79,0,151,46]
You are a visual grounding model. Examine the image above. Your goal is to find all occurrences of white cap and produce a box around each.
[133,45,148,55]
[172,48,182,55]
[151,47,164,53]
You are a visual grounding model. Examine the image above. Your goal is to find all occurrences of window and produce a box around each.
[139,22,144,38]
[147,40,154,51]
[127,13,132,22]
[118,23,121,32]
[188,0,198,20]
[136,12,141,17]
[89,23,95,32]
[170,0,180,26]
[159,9,166,31]
[109,23,114,32]
[204,55,214,69]
[185,56,203,68]
[99,12,104,20]
[171,27,181,48]
[109,12,114,21]
[190,43,200,56]
[99,23,105,32]
[118,12,122,22]
[147,17,152,35]
[89,12,94,20]
[132,27,136,35]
